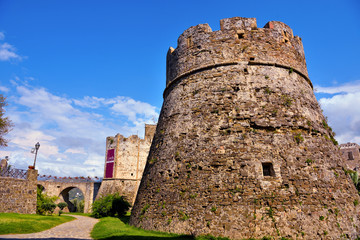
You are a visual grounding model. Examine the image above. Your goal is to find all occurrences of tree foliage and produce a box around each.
[36,186,58,215]
[0,95,13,147]
[91,193,131,218]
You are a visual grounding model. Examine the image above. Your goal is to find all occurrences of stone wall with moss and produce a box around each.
[129,17,360,239]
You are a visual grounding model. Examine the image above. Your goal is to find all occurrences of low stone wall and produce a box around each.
[96,179,140,205]
[0,169,38,214]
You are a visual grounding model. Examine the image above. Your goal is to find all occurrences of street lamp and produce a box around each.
[32,142,40,169]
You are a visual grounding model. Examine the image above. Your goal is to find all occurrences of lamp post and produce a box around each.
[32,142,40,169]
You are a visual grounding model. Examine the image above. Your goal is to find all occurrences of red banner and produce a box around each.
[105,149,115,178]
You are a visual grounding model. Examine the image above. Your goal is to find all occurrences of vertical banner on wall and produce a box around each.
[105,149,115,178]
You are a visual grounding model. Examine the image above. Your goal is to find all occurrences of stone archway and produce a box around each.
[38,180,99,213]
[37,184,45,192]
[59,187,84,212]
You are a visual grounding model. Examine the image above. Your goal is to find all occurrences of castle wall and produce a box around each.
[340,142,360,172]
[39,180,95,213]
[0,169,37,214]
[130,17,360,240]
[96,124,156,204]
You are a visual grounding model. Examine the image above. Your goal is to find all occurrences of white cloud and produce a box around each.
[0,42,22,61]
[315,80,360,94]
[110,97,158,122]
[5,83,159,177]
[73,96,105,109]
[0,86,10,92]
[318,81,360,145]
[0,32,4,40]
[65,148,86,154]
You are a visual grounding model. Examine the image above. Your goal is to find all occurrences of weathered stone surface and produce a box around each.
[96,124,156,204]
[0,169,37,214]
[38,180,98,213]
[129,17,360,239]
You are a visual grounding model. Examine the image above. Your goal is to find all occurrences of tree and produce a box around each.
[0,95,13,147]
[36,186,58,215]
[91,193,131,218]
[57,202,68,216]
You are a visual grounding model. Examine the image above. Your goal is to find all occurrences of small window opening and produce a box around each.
[237,33,244,39]
[284,39,289,43]
[348,152,354,160]
[186,37,193,48]
[262,162,275,177]
[250,57,255,61]
[244,68,248,74]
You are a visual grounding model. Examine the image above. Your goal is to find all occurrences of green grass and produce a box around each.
[0,213,75,234]
[91,216,194,239]
[91,216,271,240]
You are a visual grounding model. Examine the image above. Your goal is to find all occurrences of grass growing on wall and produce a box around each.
[0,213,75,234]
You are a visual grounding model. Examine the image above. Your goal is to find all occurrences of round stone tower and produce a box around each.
[130,17,360,239]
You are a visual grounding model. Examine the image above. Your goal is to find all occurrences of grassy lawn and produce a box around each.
[90,216,277,240]
[91,216,196,240]
[0,213,75,235]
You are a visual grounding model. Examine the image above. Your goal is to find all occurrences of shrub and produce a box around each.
[36,186,58,215]
[91,193,131,218]
[57,202,67,210]
[57,202,67,215]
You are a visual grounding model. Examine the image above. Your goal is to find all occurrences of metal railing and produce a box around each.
[0,167,27,179]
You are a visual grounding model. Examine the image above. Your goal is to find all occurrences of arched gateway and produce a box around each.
[38,180,100,213]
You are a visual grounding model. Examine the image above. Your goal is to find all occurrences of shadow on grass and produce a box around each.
[119,215,130,224]
[96,216,196,240]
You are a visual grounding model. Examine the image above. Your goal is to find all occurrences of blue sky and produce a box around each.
[0,0,359,177]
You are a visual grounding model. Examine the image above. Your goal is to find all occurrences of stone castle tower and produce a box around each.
[129,17,360,239]
[96,124,156,204]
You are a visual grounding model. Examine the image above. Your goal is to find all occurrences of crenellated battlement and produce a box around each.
[166,17,308,91]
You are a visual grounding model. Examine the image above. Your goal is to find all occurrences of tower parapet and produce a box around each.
[166,17,308,90]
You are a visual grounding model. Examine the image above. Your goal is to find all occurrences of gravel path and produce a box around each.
[0,215,99,240]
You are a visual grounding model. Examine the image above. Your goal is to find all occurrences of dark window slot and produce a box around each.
[262,162,275,177]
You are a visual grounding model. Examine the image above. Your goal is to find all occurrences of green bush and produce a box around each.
[57,202,67,210]
[91,193,131,218]
[36,186,58,215]
[57,202,67,216]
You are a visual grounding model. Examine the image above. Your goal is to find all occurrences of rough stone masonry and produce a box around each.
[97,124,156,204]
[129,17,360,239]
